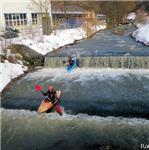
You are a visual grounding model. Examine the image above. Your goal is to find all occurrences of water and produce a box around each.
[1,68,149,150]
[2,69,149,118]
[45,25,149,69]
[46,25,149,57]
[2,25,149,149]
[2,108,149,150]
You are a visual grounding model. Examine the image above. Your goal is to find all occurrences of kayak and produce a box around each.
[37,90,62,113]
[67,58,77,72]
[55,105,63,115]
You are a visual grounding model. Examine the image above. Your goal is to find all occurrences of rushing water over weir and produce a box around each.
[45,56,149,68]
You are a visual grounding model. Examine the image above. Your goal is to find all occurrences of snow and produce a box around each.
[0,60,28,92]
[14,25,106,55]
[132,24,149,46]
[127,12,149,46]
[127,12,136,20]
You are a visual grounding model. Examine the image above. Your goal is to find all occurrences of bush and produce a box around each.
[1,32,18,39]
[6,27,19,33]
[1,27,19,39]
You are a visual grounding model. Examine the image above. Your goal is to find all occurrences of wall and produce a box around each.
[44,56,149,69]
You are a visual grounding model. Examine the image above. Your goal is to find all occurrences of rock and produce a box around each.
[8,44,44,68]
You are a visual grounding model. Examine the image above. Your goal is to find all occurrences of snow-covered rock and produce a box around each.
[0,60,28,92]
[127,11,149,46]
[127,12,136,20]
[132,24,149,46]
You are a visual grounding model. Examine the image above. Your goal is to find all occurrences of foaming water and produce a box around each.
[2,108,149,150]
[2,68,149,118]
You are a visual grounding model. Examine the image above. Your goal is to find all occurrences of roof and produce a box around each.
[51,3,86,14]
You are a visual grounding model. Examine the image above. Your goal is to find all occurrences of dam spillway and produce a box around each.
[44,56,149,69]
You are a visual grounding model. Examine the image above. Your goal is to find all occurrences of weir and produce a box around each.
[44,56,149,69]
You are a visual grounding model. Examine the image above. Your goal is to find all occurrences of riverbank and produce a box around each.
[1,66,39,96]
[0,60,28,92]
[127,12,149,46]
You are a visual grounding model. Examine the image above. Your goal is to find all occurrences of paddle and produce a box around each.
[35,85,42,92]
[35,85,51,101]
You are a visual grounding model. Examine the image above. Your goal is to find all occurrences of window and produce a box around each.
[4,13,27,27]
[32,13,38,25]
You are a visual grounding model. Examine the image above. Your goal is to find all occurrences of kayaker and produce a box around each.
[67,56,75,67]
[63,56,80,67]
[41,85,57,104]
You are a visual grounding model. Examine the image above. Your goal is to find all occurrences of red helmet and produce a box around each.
[48,85,54,91]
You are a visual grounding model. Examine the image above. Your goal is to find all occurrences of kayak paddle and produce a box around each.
[35,84,51,101]
[35,85,42,92]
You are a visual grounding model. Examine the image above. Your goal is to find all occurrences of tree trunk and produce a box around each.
[42,16,52,35]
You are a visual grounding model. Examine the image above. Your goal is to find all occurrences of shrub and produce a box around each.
[1,27,19,39]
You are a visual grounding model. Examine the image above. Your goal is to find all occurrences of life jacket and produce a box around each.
[47,90,56,100]
[68,58,74,66]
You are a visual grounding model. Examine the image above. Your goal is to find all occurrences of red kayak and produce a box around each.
[54,105,63,115]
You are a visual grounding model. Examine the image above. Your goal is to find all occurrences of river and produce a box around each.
[1,25,149,150]
[2,68,149,150]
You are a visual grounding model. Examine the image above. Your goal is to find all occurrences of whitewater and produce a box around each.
[1,68,149,150]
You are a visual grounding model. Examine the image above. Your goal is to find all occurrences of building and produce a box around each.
[0,0,52,32]
[0,0,106,32]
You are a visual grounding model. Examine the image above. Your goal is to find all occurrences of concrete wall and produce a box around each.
[44,56,149,69]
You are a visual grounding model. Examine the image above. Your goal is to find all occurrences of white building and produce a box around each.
[0,0,52,32]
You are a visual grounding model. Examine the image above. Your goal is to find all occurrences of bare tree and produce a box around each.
[31,0,51,15]
[30,0,52,35]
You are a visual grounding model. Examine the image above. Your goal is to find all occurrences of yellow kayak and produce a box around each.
[38,90,61,113]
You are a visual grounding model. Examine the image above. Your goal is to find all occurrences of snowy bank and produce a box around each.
[127,12,136,21]
[132,24,149,46]
[14,25,106,55]
[0,60,28,92]
[127,12,149,46]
